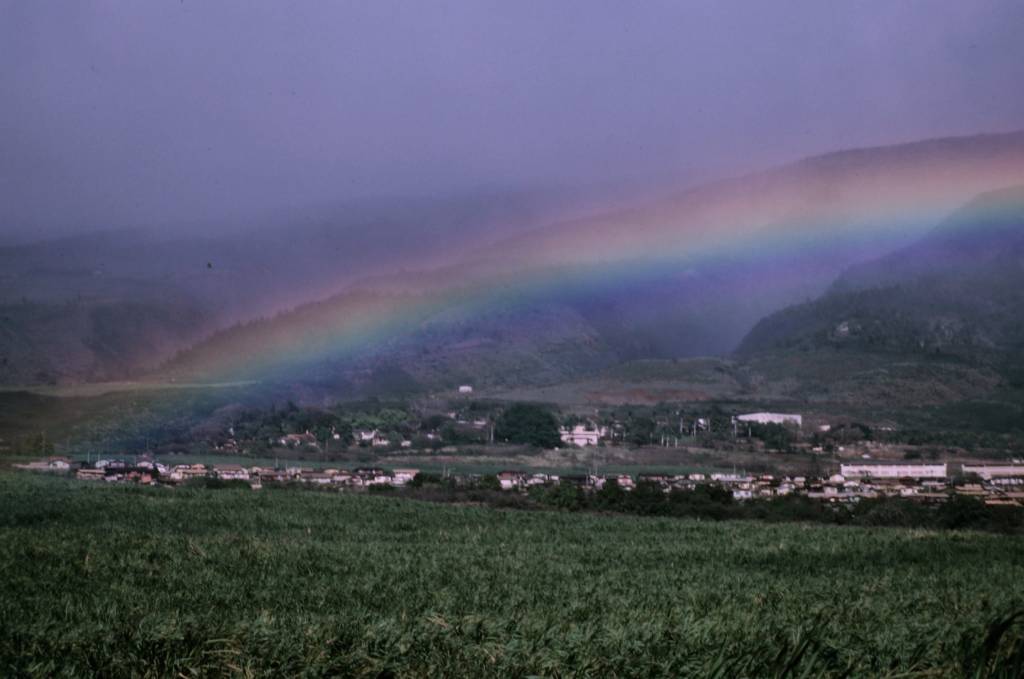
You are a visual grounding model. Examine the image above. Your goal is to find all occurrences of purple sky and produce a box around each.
[3,1,1024,239]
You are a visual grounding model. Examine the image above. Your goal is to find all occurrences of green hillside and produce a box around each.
[736,187,1024,420]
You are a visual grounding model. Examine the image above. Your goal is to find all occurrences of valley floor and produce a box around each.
[1,472,1022,677]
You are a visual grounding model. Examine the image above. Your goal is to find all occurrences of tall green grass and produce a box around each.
[1,472,1022,677]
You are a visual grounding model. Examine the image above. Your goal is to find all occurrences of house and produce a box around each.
[614,474,635,490]
[458,385,473,394]
[94,459,128,470]
[637,474,673,490]
[169,464,207,481]
[776,481,796,496]
[301,471,332,485]
[213,465,250,481]
[559,424,606,447]
[76,468,105,481]
[331,471,355,486]
[735,412,803,427]
[354,468,392,485]
[277,432,318,449]
[122,469,154,484]
[391,469,420,486]
[260,468,294,483]
[356,430,391,447]
[840,463,947,479]
[497,470,526,490]
[590,474,634,490]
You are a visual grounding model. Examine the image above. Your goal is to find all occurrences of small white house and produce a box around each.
[357,429,391,447]
[559,425,606,447]
[498,471,528,490]
[392,469,419,486]
[458,385,474,394]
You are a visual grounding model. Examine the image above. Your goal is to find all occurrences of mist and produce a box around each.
[3,1,1024,242]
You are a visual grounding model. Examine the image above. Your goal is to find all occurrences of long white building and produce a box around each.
[840,463,947,479]
[735,412,802,427]
[961,464,1024,480]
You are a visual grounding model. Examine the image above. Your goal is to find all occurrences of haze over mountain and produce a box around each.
[7,2,1024,244]
[0,188,605,384]
[160,131,1024,395]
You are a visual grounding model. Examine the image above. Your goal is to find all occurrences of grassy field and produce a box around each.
[2,472,1023,677]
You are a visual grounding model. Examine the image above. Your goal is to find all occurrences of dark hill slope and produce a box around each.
[738,187,1024,386]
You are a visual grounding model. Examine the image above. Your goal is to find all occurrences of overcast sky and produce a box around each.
[3,0,1024,240]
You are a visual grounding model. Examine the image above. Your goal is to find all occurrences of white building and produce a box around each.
[840,463,947,479]
[15,457,72,472]
[213,465,250,481]
[497,471,526,490]
[458,385,473,394]
[735,412,803,427]
[391,469,419,486]
[961,465,1024,480]
[357,429,390,447]
[559,425,606,447]
[168,464,207,481]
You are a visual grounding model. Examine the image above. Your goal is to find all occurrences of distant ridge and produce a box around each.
[738,185,1024,368]
[161,130,1024,392]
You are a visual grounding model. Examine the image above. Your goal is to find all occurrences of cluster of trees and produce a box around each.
[219,398,518,454]
[744,423,796,452]
[494,403,561,448]
[8,432,55,456]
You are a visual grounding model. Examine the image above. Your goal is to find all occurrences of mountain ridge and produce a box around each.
[161,132,1024,392]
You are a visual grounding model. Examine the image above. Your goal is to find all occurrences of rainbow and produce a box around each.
[164,134,1024,384]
